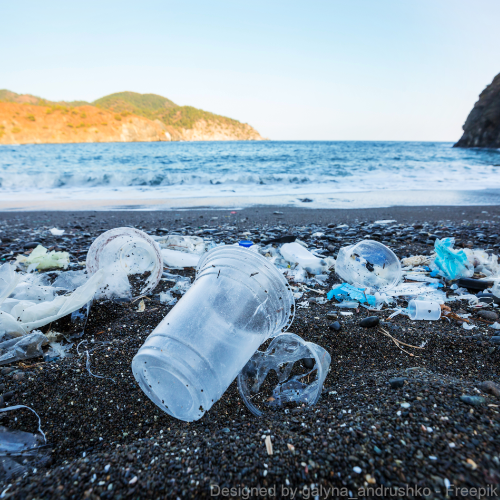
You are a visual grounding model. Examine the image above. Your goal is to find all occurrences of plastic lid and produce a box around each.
[239,240,253,248]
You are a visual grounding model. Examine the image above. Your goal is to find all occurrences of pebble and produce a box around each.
[459,395,486,406]
[490,336,500,345]
[359,316,379,328]
[478,310,499,321]
[329,321,341,331]
[478,381,500,398]
[302,358,316,369]
[389,377,406,389]
[23,241,42,249]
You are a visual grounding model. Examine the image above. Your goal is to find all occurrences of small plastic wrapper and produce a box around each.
[335,240,402,290]
[237,332,331,416]
[16,245,70,271]
[161,249,201,269]
[327,283,376,305]
[431,238,474,280]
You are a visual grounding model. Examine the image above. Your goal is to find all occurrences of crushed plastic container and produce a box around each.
[335,240,401,290]
[132,246,295,422]
[237,332,331,416]
[86,227,163,296]
[407,299,441,321]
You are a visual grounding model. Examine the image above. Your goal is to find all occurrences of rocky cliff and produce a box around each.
[0,90,265,145]
[454,72,500,149]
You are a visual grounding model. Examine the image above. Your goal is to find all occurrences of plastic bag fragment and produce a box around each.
[335,240,401,290]
[0,331,48,365]
[280,242,331,275]
[52,270,89,291]
[327,283,376,305]
[237,332,331,416]
[0,263,22,306]
[16,245,70,271]
[0,406,50,480]
[431,238,474,280]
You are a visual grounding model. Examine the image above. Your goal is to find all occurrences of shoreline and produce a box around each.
[1,189,500,211]
[1,204,499,227]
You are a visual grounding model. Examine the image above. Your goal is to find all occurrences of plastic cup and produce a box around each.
[132,246,295,422]
[86,227,163,296]
[335,240,401,290]
[407,299,441,321]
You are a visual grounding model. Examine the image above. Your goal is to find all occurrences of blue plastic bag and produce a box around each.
[431,238,473,280]
[327,283,376,305]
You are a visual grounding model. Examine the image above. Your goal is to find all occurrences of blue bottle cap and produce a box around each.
[239,240,253,248]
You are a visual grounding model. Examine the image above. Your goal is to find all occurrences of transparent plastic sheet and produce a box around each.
[431,238,474,280]
[0,264,22,307]
[0,332,48,366]
[0,405,49,481]
[156,235,206,255]
[237,333,331,416]
[335,240,402,290]
[87,227,163,296]
[464,248,499,276]
[51,270,89,291]
[0,270,106,338]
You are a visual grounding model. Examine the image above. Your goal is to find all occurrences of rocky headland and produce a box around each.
[454,72,500,149]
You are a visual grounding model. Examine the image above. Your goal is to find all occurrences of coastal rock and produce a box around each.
[454,72,500,149]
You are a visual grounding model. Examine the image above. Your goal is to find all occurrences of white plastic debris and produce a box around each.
[16,245,70,271]
[0,263,21,305]
[162,249,200,269]
[157,235,206,255]
[49,228,65,236]
[335,240,402,290]
[159,291,177,305]
[52,270,89,291]
[0,269,107,337]
[280,242,331,275]
[401,255,431,268]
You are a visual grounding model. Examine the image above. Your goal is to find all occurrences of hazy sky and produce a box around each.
[2,0,499,141]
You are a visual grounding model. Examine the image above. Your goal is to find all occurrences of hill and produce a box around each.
[0,90,265,144]
[454,72,500,149]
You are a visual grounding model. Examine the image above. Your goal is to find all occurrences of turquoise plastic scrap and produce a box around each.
[327,283,376,305]
[432,237,473,280]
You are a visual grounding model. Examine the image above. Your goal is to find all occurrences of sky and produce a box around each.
[1,0,500,141]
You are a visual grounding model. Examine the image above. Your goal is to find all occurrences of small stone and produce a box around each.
[360,316,380,328]
[460,395,486,406]
[23,241,42,249]
[389,377,406,389]
[222,428,230,433]
[478,310,499,321]
[490,336,500,345]
[0,396,5,409]
[2,391,14,401]
[329,321,341,331]
[478,381,500,398]
[373,445,382,455]
[0,367,15,375]
[12,372,25,381]
[302,358,316,369]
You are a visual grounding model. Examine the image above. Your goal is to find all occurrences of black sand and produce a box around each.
[0,205,499,499]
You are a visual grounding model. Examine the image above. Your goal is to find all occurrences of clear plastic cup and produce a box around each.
[132,246,295,422]
[335,240,401,290]
[407,299,441,321]
[86,227,163,296]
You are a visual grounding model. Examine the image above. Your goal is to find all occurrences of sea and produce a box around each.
[1,141,500,210]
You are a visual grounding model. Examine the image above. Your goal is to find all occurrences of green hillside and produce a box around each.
[0,89,263,141]
[92,91,248,133]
